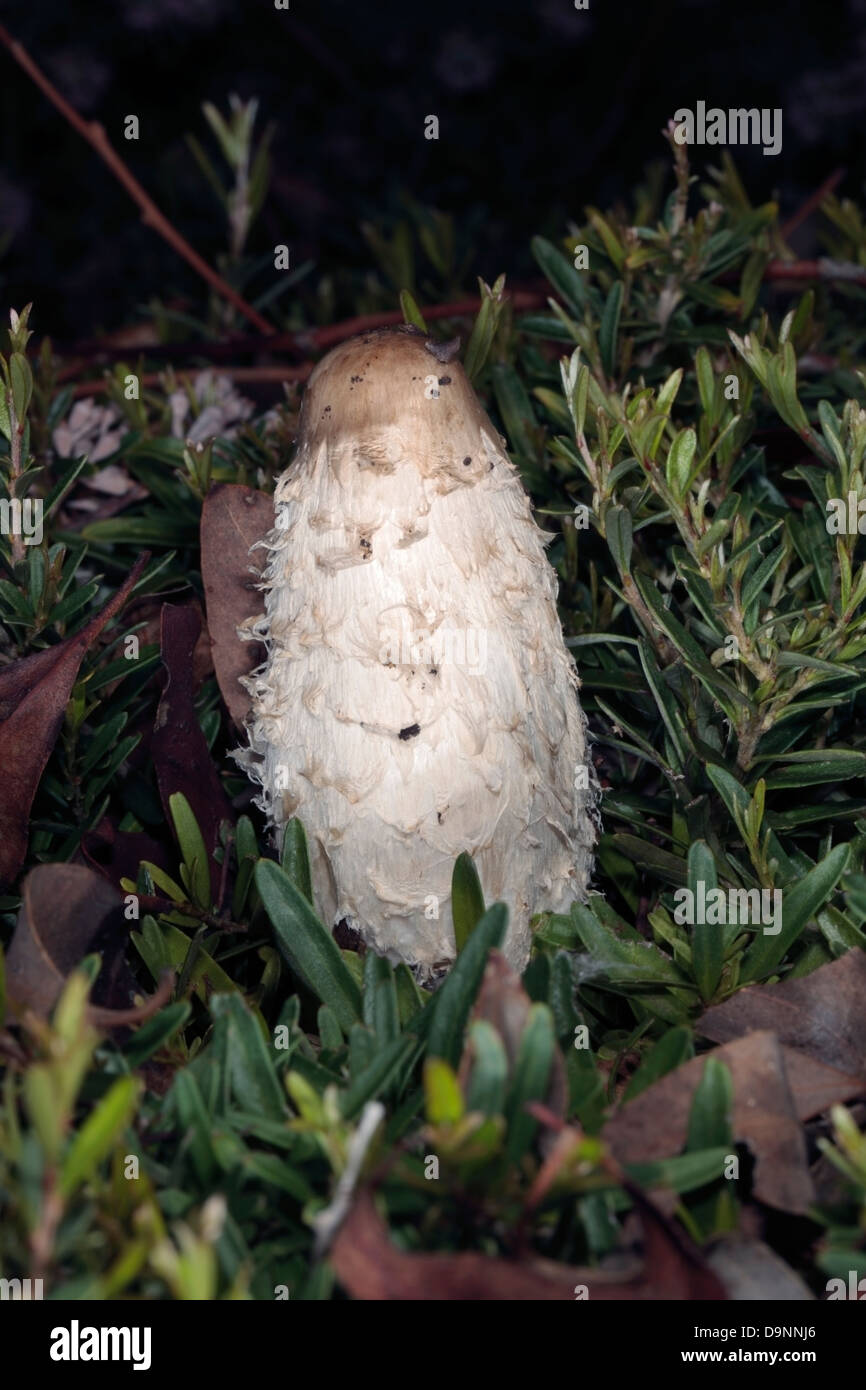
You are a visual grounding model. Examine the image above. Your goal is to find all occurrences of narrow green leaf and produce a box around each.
[464,1020,509,1115]
[688,840,724,1002]
[363,952,399,1046]
[43,455,89,518]
[425,904,507,1065]
[686,1057,733,1152]
[340,1035,416,1119]
[210,994,286,1120]
[255,859,362,1031]
[741,544,786,612]
[568,901,689,987]
[232,815,260,918]
[505,1004,555,1162]
[394,963,427,1026]
[131,918,238,1001]
[317,1005,344,1052]
[60,1077,140,1197]
[636,639,688,770]
[121,1002,191,1069]
[463,274,506,382]
[451,852,485,952]
[625,1147,731,1195]
[599,281,623,378]
[665,427,697,497]
[742,842,850,981]
[530,235,587,314]
[240,1150,314,1203]
[605,505,633,576]
[622,1026,694,1102]
[169,792,211,910]
[634,573,749,719]
[280,819,313,904]
[400,289,428,332]
[10,352,33,423]
[695,347,716,418]
[490,363,537,458]
[172,1070,220,1183]
[424,1057,464,1126]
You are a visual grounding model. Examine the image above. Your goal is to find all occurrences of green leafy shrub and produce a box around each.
[1,138,865,1300]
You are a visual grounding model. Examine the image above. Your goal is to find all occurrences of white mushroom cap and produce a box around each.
[240,326,596,979]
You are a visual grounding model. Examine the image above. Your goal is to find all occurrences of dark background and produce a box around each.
[1,0,864,338]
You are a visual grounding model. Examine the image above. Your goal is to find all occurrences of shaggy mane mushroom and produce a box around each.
[239,326,596,981]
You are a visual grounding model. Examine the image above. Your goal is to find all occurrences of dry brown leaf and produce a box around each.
[200,483,270,726]
[0,554,148,888]
[698,950,866,1111]
[81,816,172,892]
[604,1032,815,1215]
[5,862,171,1025]
[151,603,235,900]
[777,1050,864,1121]
[330,1186,726,1301]
[122,593,214,690]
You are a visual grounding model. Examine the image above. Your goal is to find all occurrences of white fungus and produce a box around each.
[240,326,596,981]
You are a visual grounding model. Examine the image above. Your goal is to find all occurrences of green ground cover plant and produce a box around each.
[1,102,865,1300]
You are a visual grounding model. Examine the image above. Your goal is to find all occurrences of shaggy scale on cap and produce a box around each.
[239,325,596,981]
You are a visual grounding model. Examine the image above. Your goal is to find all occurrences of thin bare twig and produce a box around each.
[134,891,249,934]
[58,287,552,394]
[781,169,845,242]
[764,257,866,286]
[49,251,866,387]
[286,291,550,354]
[52,288,551,373]
[0,23,275,336]
[29,1171,63,1283]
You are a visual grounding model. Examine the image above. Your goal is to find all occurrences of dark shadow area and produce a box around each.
[1,0,864,335]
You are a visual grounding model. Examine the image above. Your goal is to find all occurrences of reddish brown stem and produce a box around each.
[764,258,866,286]
[49,253,866,388]
[780,169,845,241]
[0,23,275,336]
[52,288,551,373]
[288,291,549,353]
